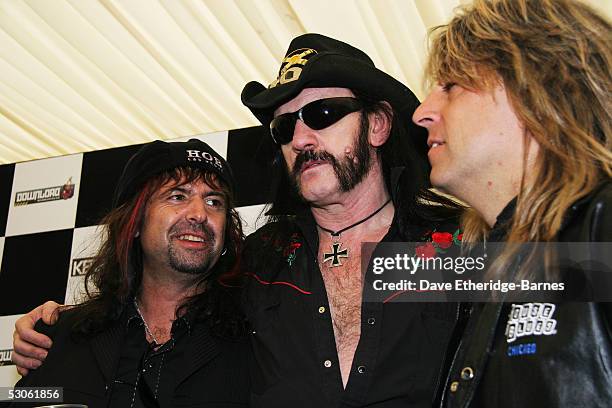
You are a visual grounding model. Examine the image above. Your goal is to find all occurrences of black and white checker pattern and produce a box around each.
[0,126,273,386]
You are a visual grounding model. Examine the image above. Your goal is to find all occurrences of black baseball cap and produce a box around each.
[113,139,234,207]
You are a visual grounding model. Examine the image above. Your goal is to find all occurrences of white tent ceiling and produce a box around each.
[0,0,609,164]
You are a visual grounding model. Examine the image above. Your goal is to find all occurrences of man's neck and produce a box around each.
[453,142,539,227]
[310,165,393,234]
[482,195,517,229]
[136,269,202,324]
[448,176,518,228]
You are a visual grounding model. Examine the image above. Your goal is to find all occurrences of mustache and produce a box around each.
[169,221,215,242]
[291,150,337,178]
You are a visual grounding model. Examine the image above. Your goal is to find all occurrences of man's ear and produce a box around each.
[368,102,392,147]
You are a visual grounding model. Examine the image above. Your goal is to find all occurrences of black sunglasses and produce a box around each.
[269,97,363,145]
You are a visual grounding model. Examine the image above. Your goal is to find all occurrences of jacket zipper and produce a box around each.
[432,302,461,407]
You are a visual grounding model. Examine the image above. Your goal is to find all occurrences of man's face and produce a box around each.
[139,176,227,277]
[274,87,372,205]
[412,82,527,201]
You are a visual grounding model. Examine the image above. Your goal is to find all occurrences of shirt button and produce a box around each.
[357,365,366,374]
[461,367,474,380]
[367,317,376,325]
[450,381,459,392]
[318,306,326,314]
[323,360,332,368]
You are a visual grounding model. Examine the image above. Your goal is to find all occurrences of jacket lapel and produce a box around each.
[89,323,124,384]
[173,322,220,386]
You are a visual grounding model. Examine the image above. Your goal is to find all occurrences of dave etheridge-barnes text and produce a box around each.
[373,279,565,292]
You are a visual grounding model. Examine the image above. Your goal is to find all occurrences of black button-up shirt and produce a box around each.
[243,211,460,407]
[12,299,250,408]
[109,303,193,407]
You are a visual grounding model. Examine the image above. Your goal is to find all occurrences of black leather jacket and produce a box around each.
[440,181,612,408]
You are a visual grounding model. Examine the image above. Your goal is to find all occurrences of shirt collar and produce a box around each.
[125,298,194,335]
[489,197,517,241]
[125,300,141,328]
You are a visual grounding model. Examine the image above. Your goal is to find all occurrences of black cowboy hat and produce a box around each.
[240,33,427,157]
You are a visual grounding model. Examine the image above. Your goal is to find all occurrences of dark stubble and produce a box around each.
[167,221,218,275]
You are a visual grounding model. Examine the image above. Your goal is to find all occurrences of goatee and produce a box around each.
[167,222,217,275]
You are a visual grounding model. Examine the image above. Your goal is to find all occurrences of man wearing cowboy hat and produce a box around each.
[240,33,462,407]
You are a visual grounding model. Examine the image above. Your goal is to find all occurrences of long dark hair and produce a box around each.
[72,167,245,339]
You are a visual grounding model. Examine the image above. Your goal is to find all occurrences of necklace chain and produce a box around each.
[318,199,392,268]
[133,299,159,346]
[316,198,391,237]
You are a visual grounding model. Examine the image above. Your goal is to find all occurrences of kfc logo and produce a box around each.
[71,257,95,277]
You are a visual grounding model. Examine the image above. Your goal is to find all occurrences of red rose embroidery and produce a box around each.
[432,232,453,249]
[457,233,463,241]
[283,242,302,257]
[416,242,437,259]
[283,233,302,266]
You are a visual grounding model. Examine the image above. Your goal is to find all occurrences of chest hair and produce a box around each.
[317,218,391,385]
[150,325,172,344]
[319,239,364,385]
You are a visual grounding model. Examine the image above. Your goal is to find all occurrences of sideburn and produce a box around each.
[289,112,373,196]
[335,113,371,192]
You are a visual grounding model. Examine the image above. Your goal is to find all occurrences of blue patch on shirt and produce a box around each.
[507,342,537,357]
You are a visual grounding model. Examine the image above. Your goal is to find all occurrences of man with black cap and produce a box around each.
[240,34,462,407]
[6,139,249,407]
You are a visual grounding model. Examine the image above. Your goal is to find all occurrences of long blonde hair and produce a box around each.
[425,0,612,279]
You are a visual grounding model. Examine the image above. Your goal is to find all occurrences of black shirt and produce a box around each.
[10,302,250,408]
[109,303,194,407]
[243,210,461,407]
